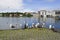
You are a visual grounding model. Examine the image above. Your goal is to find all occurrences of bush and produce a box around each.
[27,13,33,17]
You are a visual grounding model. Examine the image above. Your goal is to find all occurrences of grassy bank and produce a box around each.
[0,28,60,40]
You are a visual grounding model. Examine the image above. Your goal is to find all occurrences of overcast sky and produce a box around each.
[0,0,60,12]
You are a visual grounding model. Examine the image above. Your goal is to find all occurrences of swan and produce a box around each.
[35,23,40,28]
[10,24,15,28]
[32,23,35,28]
[49,25,55,30]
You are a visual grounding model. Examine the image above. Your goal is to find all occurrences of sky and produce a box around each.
[0,0,60,12]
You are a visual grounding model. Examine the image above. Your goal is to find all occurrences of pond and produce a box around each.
[0,17,60,32]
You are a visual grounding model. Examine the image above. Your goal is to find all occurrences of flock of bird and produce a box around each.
[9,21,58,32]
[10,21,55,30]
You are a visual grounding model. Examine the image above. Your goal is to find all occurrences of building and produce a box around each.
[38,10,55,17]
[54,10,60,17]
[31,12,39,17]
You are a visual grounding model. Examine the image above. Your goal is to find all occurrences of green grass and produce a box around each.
[0,28,60,40]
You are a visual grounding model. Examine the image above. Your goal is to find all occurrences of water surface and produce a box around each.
[0,17,60,31]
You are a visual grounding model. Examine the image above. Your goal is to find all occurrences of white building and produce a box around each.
[46,10,55,17]
[38,10,56,17]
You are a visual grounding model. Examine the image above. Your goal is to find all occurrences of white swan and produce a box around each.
[42,23,45,28]
[35,23,39,28]
[26,23,28,27]
[49,25,52,29]
[10,24,13,28]
[32,23,35,28]
[49,25,54,29]
[10,24,15,28]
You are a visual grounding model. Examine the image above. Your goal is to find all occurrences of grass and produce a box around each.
[0,28,60,40]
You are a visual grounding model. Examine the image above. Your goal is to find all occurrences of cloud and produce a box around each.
[0,0,23,10]
[22,9,34,12]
